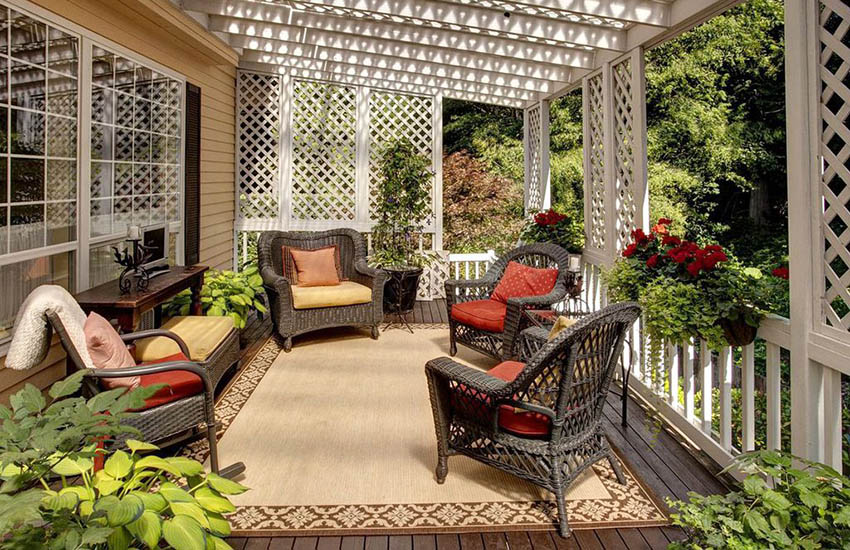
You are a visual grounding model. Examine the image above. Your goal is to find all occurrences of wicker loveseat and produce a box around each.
[445,243,573,361]
[425,302,641,536]
[258,229,388,351]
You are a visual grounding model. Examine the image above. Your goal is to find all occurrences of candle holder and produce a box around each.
[111,238,153,294]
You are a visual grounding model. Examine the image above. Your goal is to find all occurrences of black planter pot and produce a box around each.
[383,267,423,315]
[718,317,759,347]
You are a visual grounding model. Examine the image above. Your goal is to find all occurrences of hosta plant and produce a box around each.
[668,450,850,550]
[0,370,247,550]
[165,266,266,329]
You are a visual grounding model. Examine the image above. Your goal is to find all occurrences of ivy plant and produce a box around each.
[668,450,850,550]
[164,265,266,329]
[0,371,247,550]
[369,137,434,269]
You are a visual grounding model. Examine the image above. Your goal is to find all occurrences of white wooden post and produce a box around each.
[602,61,617,263]
[540,99,551,210]
[433,93,444,250]
[785,0,824,462]
[280,71,293,231]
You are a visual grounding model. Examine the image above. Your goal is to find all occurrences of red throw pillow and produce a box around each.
[490,261,558,304]
[281,244,344,285]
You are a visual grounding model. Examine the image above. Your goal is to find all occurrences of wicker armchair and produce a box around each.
[258,229,388,352]
[43,308,243,478]
[445,243,572,360]
[425,302,641,537]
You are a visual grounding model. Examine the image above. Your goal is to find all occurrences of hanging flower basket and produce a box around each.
[717,316,759,347]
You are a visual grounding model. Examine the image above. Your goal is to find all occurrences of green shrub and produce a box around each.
[668,450,850,549]
[164,266,266,329]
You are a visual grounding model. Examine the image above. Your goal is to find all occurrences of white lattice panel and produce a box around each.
[820,1,850,330]
[525,103,543,211]
[612,57,638,251]
[368,91,434,220]
[237,72,281,220]
[586,72,606,250]
[417,250,449,300]
[291,79,357,221]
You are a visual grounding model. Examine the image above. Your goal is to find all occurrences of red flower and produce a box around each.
[662,235,681,247]
[772,266,789,280]
[646,254,659,268]
[704,244,723,253]
[658,218,673,225]
[622,244,638,258]
[686,260,703,277]
[535,209,567,226]
[631,228,649,245]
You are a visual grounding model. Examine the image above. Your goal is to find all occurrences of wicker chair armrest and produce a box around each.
[85,361,214,395]
[505,287,567,310]
[499,399,556,421]
[121,329,189,358]
[444,278,496,304]
[260,265,291,290]
[425,356,509,397]
[353,259,389,288]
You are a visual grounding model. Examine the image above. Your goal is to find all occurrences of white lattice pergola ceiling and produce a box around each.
[173,0,742,108]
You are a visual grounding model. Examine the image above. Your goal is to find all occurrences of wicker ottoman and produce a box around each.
[134,316,240,390]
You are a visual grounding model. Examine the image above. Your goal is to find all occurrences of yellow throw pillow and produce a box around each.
[547,315,578,341]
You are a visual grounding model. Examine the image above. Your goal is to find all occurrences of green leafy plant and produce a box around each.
[602,219,776,350]
[370,137,434,269]
[668,450,850,550]
[164,266,266,329]
[0,371,247,549]
[520,208,584,253]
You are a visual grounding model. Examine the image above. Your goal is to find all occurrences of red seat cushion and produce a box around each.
[491,261,559,304]
[451,300,507,333]
[136,352,204,410]
[488,361,551,437]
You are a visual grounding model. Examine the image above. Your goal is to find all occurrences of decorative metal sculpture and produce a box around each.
[112,239,154,294]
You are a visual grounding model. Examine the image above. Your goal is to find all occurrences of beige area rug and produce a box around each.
[182,326,668,535]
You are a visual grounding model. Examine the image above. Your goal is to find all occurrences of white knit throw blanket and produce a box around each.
[6,285,94,371]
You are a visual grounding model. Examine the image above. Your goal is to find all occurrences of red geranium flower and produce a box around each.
[686,260,703,277]
[772,266,789,280]
[662,235,681,246]
[622,244,638,258]
[646,254,659,268]
[631,228,649,245]
[658,218,673,225]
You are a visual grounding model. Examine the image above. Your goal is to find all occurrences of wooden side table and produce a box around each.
[76,265,208,332]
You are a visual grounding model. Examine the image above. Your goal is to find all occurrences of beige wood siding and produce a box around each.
[0,0,238,402]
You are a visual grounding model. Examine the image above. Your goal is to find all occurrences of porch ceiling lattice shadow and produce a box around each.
[170,0,735,109]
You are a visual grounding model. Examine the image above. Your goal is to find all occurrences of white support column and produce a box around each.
[355,86,371,228]
[280,71,294,231]
[785,0,823,462]
[602,61,617,263]
[540,99,551,210]
[77,38,93,290]
[632,48,650,232]
[433,92,444,250]
[523,106,531,213]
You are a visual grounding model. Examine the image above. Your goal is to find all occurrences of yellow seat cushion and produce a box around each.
[291,281,373,310]
[135,315,235,362]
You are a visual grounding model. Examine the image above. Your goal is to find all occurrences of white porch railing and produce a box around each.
[446,250,497,280]
[579,253,793,476]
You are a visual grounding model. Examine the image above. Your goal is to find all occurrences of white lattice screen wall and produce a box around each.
[236,69,440,232]
[523,103,543,211]
[581,49,647,263]
[819,1,850,332]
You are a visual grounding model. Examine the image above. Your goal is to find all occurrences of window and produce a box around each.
[0,8,79,255]
[90,45,182,239]
[0,2,185,349]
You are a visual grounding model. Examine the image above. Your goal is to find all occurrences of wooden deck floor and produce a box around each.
[224,305,729,550]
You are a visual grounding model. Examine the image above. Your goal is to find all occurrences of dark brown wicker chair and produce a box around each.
[43,308,244,478]
[258,229,388,352]
[425,302,641,537]
[445,243,573,361]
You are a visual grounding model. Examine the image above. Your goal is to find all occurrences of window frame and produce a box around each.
[0,0,187,353]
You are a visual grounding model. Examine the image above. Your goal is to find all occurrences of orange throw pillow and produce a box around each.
[83,312,139,390]
[289,245,342,287]
[491,261,559,304]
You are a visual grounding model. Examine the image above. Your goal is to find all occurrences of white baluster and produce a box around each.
[700,340,713,434]
[719,346,733,452]
[668,341,679,408]
[742,343,755,452]
[766,342,781,451]
[684,340,695,422]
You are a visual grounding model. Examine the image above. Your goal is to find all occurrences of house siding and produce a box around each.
[0,0,238,402]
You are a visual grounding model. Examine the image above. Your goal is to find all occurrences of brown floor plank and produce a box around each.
[661,526,687,544]
[318,538,343,550]
[435,534,461,550]
[226,538,249,550]
[571,532,602,550]
[388,536,412,550]
[504,531,532,550]
[480,533,508,550]
[292,538,318,550]
[593,530,624,549]
[245,539,272,550]
[268,538,295,550]
[527,532,556,550]
[458,533,484,550]
[617,528,651,550]
[341,537,366,550]
[412,535,436,550]
[637,528,669,550]
[550,532,580,550]
[364,536,389,550]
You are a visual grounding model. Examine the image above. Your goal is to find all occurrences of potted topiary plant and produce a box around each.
[369,137,434,316]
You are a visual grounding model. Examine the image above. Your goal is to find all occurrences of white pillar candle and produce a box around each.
[127,225,141,240]
[569,255,581,271]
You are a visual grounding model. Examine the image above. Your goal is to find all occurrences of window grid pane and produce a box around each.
[90,45,182,239]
